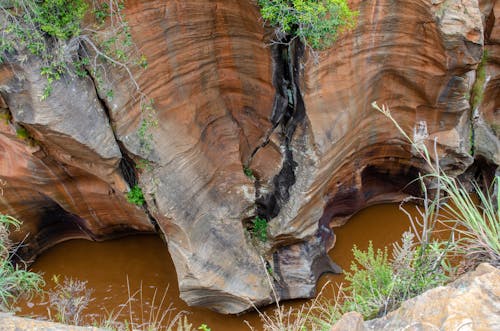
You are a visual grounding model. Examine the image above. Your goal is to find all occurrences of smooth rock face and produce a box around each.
[0,0,498,314]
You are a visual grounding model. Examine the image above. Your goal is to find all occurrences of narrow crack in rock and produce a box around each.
[255,38,305,221]
[85,66,161,232]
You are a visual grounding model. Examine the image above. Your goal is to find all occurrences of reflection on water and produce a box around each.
[18,203,414,330]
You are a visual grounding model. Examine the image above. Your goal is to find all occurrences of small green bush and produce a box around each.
[2,0,158,152]
[251,216,268,242]
[31,0,88,40]
[15,127,29,140]
[257,0,357,49]
[343,243,393,319]
[343,233,450,319]
[126,185,145,206]
[243,166,254,179]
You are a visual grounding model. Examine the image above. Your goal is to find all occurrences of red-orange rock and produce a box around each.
[0,0,497,314]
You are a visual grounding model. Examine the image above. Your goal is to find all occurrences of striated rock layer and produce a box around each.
[0,0,498,313]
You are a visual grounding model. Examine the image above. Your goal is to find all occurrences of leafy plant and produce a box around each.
[198,324,211,331]
[0,214,45,311]
[251,216,268,242]
[135,159,152,171]
[343,232,451,320]
[0,111,12,124]
[137,99,158,155]
[343,243,393,319]
[31,0,88,40]
[93,2,110,26]
[15,127,29,140]
[126,185,145,206]
[257,0,357,49]
[106,89,114,101]
[243,166,254,179]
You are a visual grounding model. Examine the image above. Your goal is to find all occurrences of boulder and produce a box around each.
[0,313,103,331]
[365,263,500,330]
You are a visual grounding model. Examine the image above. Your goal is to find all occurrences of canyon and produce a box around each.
[0,0,498,314]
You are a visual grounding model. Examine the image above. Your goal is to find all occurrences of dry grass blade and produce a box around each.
[373,101,500,270]
[246,256,344,331]
[99,276,192,331]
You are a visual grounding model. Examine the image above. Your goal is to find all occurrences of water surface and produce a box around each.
[19,203,414,330]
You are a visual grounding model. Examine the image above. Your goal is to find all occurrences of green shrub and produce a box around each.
[251,216,268,242]
[343,232,450,319]
[15,127,28,140]
[31,0,88,40]
[0,214,44,311]
[126,185,145,206]
[257,0,357,49]
[1,0,87,96]
[243,166,254,179]
[343,243,393,319]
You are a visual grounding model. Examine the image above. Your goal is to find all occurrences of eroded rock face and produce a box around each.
[0,0,498,314]
[0,24,154,258]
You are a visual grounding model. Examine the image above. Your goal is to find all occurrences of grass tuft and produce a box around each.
[0,214,44,311]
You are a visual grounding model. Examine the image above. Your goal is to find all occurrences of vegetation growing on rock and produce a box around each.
[257,0,357,49]
[0,0,157,152]
[253,104,500,329]
[0,214,44,311]
[470,50,489,111]
[251,216,268,242]
[126,185,145,206]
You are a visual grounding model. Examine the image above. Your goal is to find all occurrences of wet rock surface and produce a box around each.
[0,0,498,313]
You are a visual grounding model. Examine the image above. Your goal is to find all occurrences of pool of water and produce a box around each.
[18,203,415,330]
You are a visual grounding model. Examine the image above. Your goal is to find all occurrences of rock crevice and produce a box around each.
[255,39,304,221]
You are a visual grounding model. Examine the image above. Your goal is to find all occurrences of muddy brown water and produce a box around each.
[18,203,415,330]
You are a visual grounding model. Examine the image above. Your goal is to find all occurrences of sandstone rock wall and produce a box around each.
[0,0,498,313]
